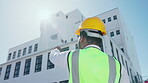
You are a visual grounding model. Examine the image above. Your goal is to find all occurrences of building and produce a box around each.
[0,8,143,83]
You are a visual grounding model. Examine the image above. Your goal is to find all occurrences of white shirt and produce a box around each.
[50,45,130,83]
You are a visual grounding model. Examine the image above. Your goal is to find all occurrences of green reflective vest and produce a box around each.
[68,47,121,83]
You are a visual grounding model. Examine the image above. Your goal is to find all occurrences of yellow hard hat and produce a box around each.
[75,17,106,36]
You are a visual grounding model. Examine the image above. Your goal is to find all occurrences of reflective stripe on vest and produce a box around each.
[69,48,121,83]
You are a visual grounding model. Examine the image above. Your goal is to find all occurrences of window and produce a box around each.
[108,17,111,22]
[47,52,54,69]
[110,31,114,37]
[17,49,21,57]
[65,40,67,43]
[8,53,12,61]
[116,49,120,63]
[61,47,69,52]
[66,15,68,19]
[75,44,79,49]
[121,48,124,53]
[12,51,16,59]
[24,58,31,75]
[60,80,69,83]
[121,55,124,66]
[13,61,21,78]
[35,55,42,72]
[61,39,64,43]
[110,41,114,57]
[102,19,106,23]
[4,64,11,80]
[51,34,58,40]
[71,38,73,41]
[23,47,27,55]
[130,68,134,83]
[28,46,32,54]
[0,67,2,77]
[125,60,129,76]
[116,30,120,35]
[34,43,38,52]
[113,15,117,20]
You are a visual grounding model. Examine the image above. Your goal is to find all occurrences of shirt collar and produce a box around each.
[84,45,101,50]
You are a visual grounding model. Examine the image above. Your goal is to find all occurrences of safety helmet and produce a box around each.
[75,17,106,36]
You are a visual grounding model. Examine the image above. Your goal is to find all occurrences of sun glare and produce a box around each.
[40,10,50,20]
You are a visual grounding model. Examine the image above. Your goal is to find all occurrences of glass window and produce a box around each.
[34,43,38,52]
[102,19,106,23]
[12,51,16,59]
[65,40,67,43]
[61,47,69,52]
[8,53,12,61]
[116,30,120,35]
[66,15,68,19]
[116,49,120,63]
[47,52,54,69]
[110,41,114,57]
[121,48,124,53]
[0,67,2,77]
[71,38,73,41]
[130,68,134,83]
[23,47,27,55]
[4,64,11,80]
[13,61,21,78]
[28,46,32,54]
[35,55,42,73]
[110,31,114,37]
[60,80,69,83]
[61,39,64,43]
[51,34,58,40]
[108,17,111,22]
[24,58,31,75]
[113,15,117,20]
[17,49,21,57]
[125,60,129,76]
[121,55,124,66]
[75,44,79,49]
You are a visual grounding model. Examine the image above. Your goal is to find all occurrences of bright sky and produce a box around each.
[0,0,148,80]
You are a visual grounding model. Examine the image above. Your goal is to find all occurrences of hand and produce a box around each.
[54,46,61,51]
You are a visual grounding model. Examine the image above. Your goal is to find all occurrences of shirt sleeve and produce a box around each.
[120,65,130,83]
[50,48,70,67]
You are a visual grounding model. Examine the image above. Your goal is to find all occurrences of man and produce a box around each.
[50,17,129,83]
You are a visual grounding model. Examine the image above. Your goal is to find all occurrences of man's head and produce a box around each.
[75,17,106,49]
[78,29,103,49]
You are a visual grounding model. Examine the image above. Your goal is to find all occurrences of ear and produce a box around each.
[80,36,85,42]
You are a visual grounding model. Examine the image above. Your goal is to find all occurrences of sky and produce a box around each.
[0,0,148,80]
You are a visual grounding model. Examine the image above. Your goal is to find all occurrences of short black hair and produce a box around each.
[80,30,103,51]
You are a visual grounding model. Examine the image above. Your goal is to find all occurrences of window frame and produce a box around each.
[13,61,21,78]
[110,31,114,37]
[17,49,21,57]
[12,51,16,59]
[47,52,54,70]
[35,55,43,73]
[24,58,31,75]
[116,30,120,35]
[34,43,38,52]
[28,46,32,54]
[108,17,111,22]
[113,15,117,20]
[4,64,11,80]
